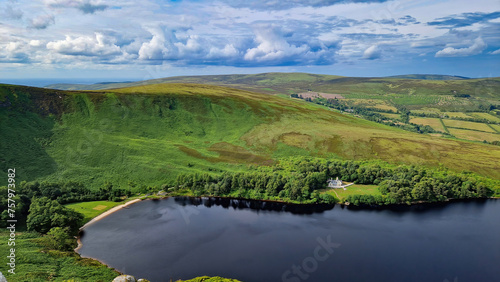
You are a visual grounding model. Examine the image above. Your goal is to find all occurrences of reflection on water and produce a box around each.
[174,196,335,213]
[78,198,500,282]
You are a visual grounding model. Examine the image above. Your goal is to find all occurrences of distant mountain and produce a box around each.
[44,72,344,91]
[44,72,500,101]
[387,74,470,80]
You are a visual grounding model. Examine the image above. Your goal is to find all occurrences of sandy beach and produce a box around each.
[79,198,142,230]
[75,198,142,253]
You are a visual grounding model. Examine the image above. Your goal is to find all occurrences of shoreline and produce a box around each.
[79,198,142,230]
[75,198,142,253]
[71,195,498,277]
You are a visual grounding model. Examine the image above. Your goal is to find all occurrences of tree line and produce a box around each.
[0,181,130,250]
[174,158,496,206]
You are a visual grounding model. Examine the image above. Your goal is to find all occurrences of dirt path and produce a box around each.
[332,189,340,199]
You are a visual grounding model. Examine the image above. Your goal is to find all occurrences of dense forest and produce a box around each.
[0,180,130,248]
[174,158,497,206]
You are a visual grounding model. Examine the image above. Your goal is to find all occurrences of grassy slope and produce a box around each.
[1,83,500,191]
[46,72,500,114]
[0,231,119,282]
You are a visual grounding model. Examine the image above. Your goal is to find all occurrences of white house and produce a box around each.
[327,177,343,188]
[327,177,353,190]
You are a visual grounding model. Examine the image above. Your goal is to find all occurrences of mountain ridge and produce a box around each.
[43,72,494,92]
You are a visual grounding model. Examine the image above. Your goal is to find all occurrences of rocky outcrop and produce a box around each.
[112,275,150,282]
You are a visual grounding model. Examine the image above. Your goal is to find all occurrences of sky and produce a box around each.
[1,0,500,85]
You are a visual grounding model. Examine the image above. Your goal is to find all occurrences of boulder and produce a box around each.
[112,275,136,282]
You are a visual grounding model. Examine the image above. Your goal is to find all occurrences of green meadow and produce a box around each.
[321,185,381,201]
[65,201,125,223]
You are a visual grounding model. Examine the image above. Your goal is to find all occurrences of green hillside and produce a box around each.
[1,82,500,192]
[45,72,500,113]
[45,72,498,97]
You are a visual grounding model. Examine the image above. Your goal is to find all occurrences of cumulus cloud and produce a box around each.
[30,14,55,29]
[44,0,108,14]
[244,25,308,63]
[0,41,30,63]
[243,24,338,65]
[46,32,122,58]
[136,23,339,66]
[363,44,381,59]
[138,26,175,61]
[435,37,487,57]
[138,25,237,64]
[29,40,44,47]
[491,48,500,55]
[207,44,239,59]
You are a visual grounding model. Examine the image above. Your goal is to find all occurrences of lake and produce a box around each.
[78,197,500,282]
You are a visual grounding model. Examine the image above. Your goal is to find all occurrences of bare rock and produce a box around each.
[112,275,136,282]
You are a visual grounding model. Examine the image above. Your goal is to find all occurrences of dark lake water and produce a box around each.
[78,198,500,282]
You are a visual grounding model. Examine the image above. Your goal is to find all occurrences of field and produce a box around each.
[447,128,500,143]
[490,124,500,133]
[368,104,398,112]
[468,112,500,122]
[444,112,471,118]
[321,184,381,201]
[409,117,445,132]
[411,108,441,115]
[65,201,126,223]
[442,119,496,132]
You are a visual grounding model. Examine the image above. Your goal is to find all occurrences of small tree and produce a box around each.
[27,197,84,234]
[41,227,75,251]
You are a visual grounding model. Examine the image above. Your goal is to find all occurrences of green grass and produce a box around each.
[468,112,500,122]
[411,108,441,115]
[65,201,125,223]
[320,184,381,201]
[381,113,401,120]
[2,82,500,192]
[444,112,472,119]
[0,231,120,282]
[447,128,500,143]
[490,124,500,133]
[442,119,496,132]
[409,117,445,132]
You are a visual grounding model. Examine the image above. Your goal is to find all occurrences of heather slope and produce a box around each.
[1,83,499,191]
